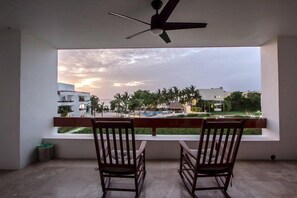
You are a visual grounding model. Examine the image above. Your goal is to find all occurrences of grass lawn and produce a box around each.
[57,111,262,135]
[171,111,261,118]
[57,127,77,134]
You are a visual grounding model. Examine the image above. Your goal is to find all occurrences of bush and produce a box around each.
[57,127,77,133]
[191,107,202,112]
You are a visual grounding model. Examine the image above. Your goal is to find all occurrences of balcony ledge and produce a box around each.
[44,133,279,142]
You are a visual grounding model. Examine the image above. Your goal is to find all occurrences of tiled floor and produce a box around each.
[0,160,296,198]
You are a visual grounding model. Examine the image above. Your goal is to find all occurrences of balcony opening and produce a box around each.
[57,47,262,135]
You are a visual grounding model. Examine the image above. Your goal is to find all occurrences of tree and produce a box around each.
[128,97,141,116]
[112,93,123,114]
[155,89,163,109]
[172,86,180,99]
[224,92,244,111]
[58,105,72,117]
[109,92,130,115]
[180,85,201,107]
[96,102,105,117]
[200,100,214,112]
[121,92,130,113]
[90,95,100,117]
[167,87,175,104]
[130,90,153,112]
[224,91,261,112]
[245,92,261,111]
[223,100,232,112]
[179,89,187,104]
[161,88,170,105]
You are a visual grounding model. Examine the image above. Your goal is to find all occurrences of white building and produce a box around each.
[198,87,230,111]
[57,83,90,117]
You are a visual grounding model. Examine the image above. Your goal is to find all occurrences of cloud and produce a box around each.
[58,65,68,73]
[113,81,144,87]
[76,78,101,88]
[58,48,204,72]
[58,47,261,99]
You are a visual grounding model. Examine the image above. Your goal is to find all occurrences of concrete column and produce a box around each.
[0,29,21,169]
[0,29,57,169]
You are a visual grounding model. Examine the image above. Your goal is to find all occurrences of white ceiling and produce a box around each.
[1,0,297,49]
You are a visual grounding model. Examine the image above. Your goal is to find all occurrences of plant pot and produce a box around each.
[37,143,54,162]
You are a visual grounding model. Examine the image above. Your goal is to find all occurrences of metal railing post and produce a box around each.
[152,127,157,136]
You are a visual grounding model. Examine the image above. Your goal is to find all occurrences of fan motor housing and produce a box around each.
[151,14,163,30]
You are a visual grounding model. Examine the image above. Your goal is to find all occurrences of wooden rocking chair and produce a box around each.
[179,120,244,198]
[92,119,147,198]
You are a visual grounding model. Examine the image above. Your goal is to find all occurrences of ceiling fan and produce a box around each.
[108,0,207,43]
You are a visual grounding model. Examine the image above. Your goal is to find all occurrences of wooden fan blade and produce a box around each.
[126,29,151,39]
[159,31,171,43]
[164,22,207,30]
[108,11,150,26]
[159,0,180,25]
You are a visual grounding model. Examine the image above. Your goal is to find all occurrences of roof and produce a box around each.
[169,101,185,110]
[198,88,230,101]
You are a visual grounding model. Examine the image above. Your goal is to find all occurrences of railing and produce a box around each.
[79,99,90,102]
[58,100,74,103]
[54,117,267,136]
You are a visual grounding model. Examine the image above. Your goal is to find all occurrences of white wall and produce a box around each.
[58,83,74,91]
[261,39,280,140]
[0,29,57,169]
[44,37,297,161]
[277,37,297,158]
[20,32,57,168]
[2,31,296,169]
[0,29,21,169]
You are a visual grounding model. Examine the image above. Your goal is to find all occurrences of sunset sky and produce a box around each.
[58,47,261,99]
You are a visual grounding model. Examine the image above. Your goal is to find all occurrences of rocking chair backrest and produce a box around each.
[92,119,137,170]
[196,120,244,170]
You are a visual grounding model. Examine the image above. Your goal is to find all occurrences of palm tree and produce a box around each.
[187,85,201,107]
[90,95,100,117]
[182,87,192,105]
[179,89,187,104]
[113,93,123,115]
[141,90,154,111]
[167,87,175,104]
[128,97,141,116]
[97,102,105,117]
[172,86,180,101]
[161,88,170,105]
[155,89,162,108]
[121,92,130,114]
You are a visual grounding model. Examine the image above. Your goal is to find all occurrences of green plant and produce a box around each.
[191,107,202,112]
[58,106,72,117]
[57,127,77,133]
[72,127,261,135]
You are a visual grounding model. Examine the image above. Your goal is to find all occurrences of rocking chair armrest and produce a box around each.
[136,141,147,159]
[179,140,196,159]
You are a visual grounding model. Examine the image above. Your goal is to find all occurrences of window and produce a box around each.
[57,47,261,135]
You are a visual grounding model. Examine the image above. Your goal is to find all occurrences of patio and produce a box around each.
[1,7,297,198]
[0,160,296,198]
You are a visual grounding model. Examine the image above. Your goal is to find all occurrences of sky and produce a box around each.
[58,47,261,99]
